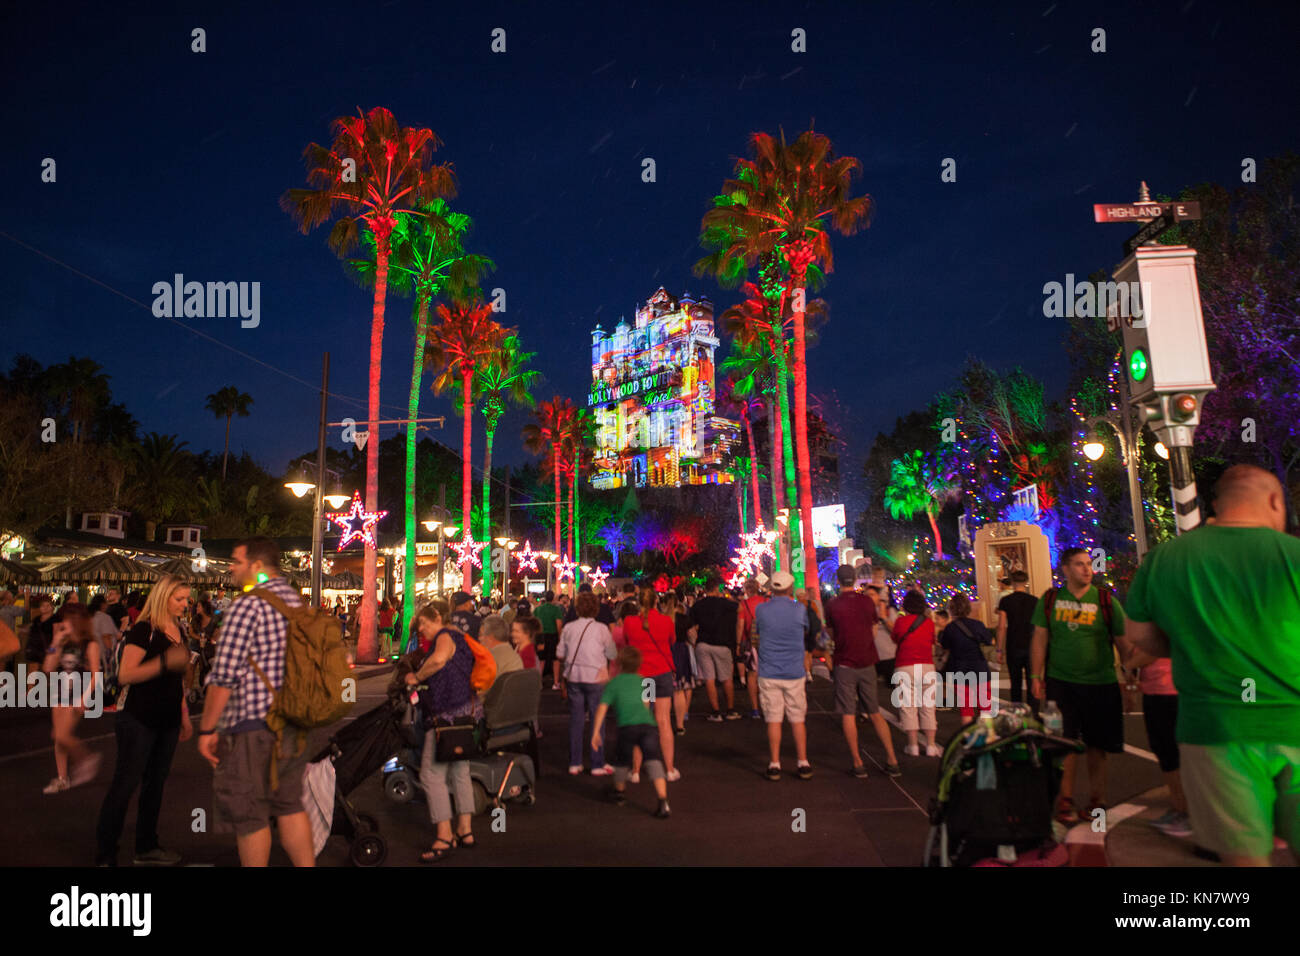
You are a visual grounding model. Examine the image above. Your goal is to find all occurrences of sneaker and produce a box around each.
[852,764,868,779]
[707,711,724,723]
[765,764,781,781]
[133,847,181,866]
[724,710,742,720]
[674,726,685,736]
[1149,811,1193,838]
[568,765,584,775]
[805,672,813,682]
[749,708,762,719]
[590,765,615,777]
[551,683,561,691]
[903,744,920,756]
[654,801,671,819]
[925,744,944,757]
[607,788,627,806]
[71,753,102,787]
[666,768,681,782]
[797,763,813,780]
[883,763,903,778]
[629,772,640,784]
[43,776,71,794]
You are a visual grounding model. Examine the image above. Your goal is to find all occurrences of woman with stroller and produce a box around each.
[404,600,480,862]
[621,587,682,782]
[41,604,102,793]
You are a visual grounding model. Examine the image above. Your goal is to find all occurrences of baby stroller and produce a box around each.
[383,668,542,815]
[309,694,406,866]
[924,704,1084,867]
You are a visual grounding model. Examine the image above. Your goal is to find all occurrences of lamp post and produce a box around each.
[496,538,517,603]
[440,525,460,597]
[1080,372,1150,560]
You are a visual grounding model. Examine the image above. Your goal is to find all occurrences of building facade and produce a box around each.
[589,287,738,489]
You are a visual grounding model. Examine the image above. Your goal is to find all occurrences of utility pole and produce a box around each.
[310,353,329,607]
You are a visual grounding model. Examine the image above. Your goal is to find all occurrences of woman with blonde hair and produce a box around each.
[95,575,194,867]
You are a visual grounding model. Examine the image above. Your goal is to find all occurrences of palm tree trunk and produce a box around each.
[222,414,231,481]
[481,412,497,599]
[359,241,389,664]
[567,465,575,564]
[572,453,581,579]
[742,410,762,530]
[768,398,783,571]
[553,460,562,562]
[461,371,474,589]
[401,298,430,645]
[928,511,943,562]
[789,268,820,596]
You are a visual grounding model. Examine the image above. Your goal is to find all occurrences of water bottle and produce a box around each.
[1042,700,1063,735]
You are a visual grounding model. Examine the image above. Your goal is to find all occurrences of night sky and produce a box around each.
[5,0,1298,522]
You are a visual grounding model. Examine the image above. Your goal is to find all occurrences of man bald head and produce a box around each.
[1211,464,1287,532]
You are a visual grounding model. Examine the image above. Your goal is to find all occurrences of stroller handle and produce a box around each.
[955,728,1084,761]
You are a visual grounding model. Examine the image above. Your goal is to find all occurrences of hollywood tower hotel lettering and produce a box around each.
[588,287,739,489]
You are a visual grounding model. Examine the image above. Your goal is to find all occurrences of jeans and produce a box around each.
[1007,652,1030,704]
[419,729,473,824]
[95,709,180,863]
[567,681,606,768]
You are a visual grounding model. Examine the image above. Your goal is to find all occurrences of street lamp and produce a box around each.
[1080,407,1149,559]
[496,537,518,600]
[437,525,460,597]
[284,465,315,498]
[1153,440,1169,460]
[1082,431,1107,461]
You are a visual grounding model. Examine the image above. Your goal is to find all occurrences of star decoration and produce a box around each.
[740,524,777,561]
[588,566,609,588]
[726,569,747,590]
[555,553,577,582]
[514,541,539,573]
[327,491,387,551]
[450,532,488,569]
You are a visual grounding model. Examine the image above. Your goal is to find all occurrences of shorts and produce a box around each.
[758,676,807,723]
[1142,694,1180,772]
[1180,742,1300,860]
[1045,677,1123,753]
[695,643,733,682]
[613,723,664,776]
[212,728,309,836]
[646,671,676,701]
[833,664,880,716]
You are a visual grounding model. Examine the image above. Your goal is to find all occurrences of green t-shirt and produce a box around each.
[599,672,657,728]
[1126,525,1300,746]
[1031,584,1125,685]
[534,602,563,637]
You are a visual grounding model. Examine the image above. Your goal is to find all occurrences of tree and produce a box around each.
[883,448,960,560]
[699,128,872,594]
[475,335,540,596]
[522,398,578,562]
[124,434,194,541]
[429,299,505,588]
[717,371,765,532]
[281,106,455,662]
[591,514,632,572]
[348,198,493,636]
[204,386,253,481]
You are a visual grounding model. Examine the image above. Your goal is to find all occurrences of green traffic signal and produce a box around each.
[1130,348,1149,382]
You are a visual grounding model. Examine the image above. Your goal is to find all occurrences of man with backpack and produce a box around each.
[197,537,321,867]
[1030,547,1131,826]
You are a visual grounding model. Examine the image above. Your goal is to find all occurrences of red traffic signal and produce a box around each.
[1170,394,1198,421]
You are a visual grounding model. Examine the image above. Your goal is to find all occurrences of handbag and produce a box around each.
[432,715,480,762]
[398,691,425,749]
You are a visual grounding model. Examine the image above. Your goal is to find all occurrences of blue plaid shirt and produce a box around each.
[206,577,302,732]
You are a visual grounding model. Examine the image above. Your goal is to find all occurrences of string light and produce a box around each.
[450,533,488,569]
[555,553,577,582]
[326,491,387,551]
[514,541,540,573]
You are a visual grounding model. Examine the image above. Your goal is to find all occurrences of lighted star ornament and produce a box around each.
[514,541,540,573]
[588,566,609,588]
[327,491,388,551]
[555,554,577,583]
[450,532,488,569]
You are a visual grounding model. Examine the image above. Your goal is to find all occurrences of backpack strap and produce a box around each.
[1098,586,1115,638]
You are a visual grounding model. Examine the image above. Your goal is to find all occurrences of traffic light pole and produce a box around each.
[1167,445,1201,534]
[1116,372,1150,559]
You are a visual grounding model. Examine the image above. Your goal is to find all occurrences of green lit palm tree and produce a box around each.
[204,386,253,481]
[884,449,960,560]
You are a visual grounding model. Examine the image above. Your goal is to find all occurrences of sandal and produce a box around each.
[420,838,455,863]
[455,832,476,849]
[1054,796,1079,824]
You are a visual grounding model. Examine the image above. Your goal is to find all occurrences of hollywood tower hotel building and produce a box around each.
[589,288,739,489]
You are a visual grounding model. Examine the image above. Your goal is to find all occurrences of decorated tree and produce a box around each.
[883,447,960,560]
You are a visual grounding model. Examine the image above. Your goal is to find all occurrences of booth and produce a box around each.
[971,521,1053,628]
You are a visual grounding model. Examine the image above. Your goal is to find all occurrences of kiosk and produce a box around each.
[971,521,1053,628]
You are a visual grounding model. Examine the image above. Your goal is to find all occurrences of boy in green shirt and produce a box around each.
[592,646,671,818]
[1030,547,1131,825]
[1127,465,1300,866]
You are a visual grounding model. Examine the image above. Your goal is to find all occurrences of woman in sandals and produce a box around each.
[41,604,102,793]
[404,600,481,862]
[620,587,682,782]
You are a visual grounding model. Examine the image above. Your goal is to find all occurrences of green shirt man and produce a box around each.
[1031,583,1127,685]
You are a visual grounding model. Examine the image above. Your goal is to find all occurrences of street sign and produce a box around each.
[1093,201,1201,223]
[1122,210,1178,257]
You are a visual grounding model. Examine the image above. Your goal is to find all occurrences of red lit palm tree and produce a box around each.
[716,373,764,531]
[700,129,872,594]
[429,299,505,587]
[522,397,578,565]
[281,106,455,662]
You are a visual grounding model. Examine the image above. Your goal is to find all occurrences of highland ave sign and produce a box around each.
[1092,201,1201,223]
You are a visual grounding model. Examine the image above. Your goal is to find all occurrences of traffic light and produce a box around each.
[1168,393,1199,424]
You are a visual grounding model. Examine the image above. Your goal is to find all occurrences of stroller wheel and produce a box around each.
[349,834,387,867]
[356,813,378,834]
[384,770,415,804]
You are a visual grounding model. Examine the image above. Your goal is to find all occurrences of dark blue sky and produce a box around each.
[5,0,1298,524]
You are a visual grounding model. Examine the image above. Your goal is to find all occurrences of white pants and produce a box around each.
[894,663,938,732]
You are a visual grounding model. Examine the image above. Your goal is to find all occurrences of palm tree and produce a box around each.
[475,335,540,597]
[281,106,456,662]
[592,515,633,573]
[429,299,505,587]
[348,199,494,636]
[716,372,765,531]
[43,357,112,528]
[204,386,253,481]
[125,433,193,541]
[522,398,577,561]
[562,410,596,572]
[884,449,960,560]
[699,128,873,594]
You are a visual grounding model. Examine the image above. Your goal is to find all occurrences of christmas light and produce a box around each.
[555,553,577,582]
[514,541,540,573]
[588,566,609,588]
[326,491,387,551]
[449,532,488,569]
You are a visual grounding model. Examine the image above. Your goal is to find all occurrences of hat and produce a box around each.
[451,591,474,608]
[770,571,795,592]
